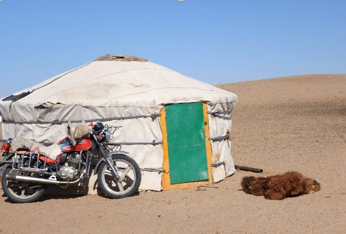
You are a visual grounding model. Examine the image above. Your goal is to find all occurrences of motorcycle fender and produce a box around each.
[93,151,129,175]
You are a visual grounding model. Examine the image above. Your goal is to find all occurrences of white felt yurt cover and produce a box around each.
[0,55,238,191]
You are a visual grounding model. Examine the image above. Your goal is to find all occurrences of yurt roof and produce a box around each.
[0,55,238,123]
[2,54,237,106]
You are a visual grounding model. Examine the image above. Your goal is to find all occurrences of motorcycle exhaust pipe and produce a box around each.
[6,174,82,185]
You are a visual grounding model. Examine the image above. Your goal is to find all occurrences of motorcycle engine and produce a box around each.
[57,153,80,180]
[58,166,78,180]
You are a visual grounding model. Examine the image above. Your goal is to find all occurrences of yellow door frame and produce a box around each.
[160,102,214,190]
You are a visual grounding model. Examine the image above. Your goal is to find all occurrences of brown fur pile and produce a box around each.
[241,171,321,200]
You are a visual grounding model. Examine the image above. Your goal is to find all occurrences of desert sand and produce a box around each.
[1,74,346,233]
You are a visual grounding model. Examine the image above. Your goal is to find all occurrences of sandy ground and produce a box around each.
[1,74,346,234]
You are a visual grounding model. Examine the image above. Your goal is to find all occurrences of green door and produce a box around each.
[165,102,209,184]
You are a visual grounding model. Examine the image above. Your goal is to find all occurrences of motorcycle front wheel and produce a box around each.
[1,166,46,203]
[97,154,141,199]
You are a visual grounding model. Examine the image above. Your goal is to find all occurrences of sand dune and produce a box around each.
[1,74,346,233]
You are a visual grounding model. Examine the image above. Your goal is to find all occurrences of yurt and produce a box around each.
[0,54,238,192]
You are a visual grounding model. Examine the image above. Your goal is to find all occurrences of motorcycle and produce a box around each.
[0,122,142,203]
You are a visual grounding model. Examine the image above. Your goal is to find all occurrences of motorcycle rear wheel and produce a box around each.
[97,154,141,199]
[1,166,46,203]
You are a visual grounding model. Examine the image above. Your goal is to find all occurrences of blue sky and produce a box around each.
[0,0,345,98]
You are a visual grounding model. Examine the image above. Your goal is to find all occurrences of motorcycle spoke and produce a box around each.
[116,181,125,192]
[119,167,131,182]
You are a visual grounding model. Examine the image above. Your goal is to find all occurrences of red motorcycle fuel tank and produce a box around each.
[58,137,92,152]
